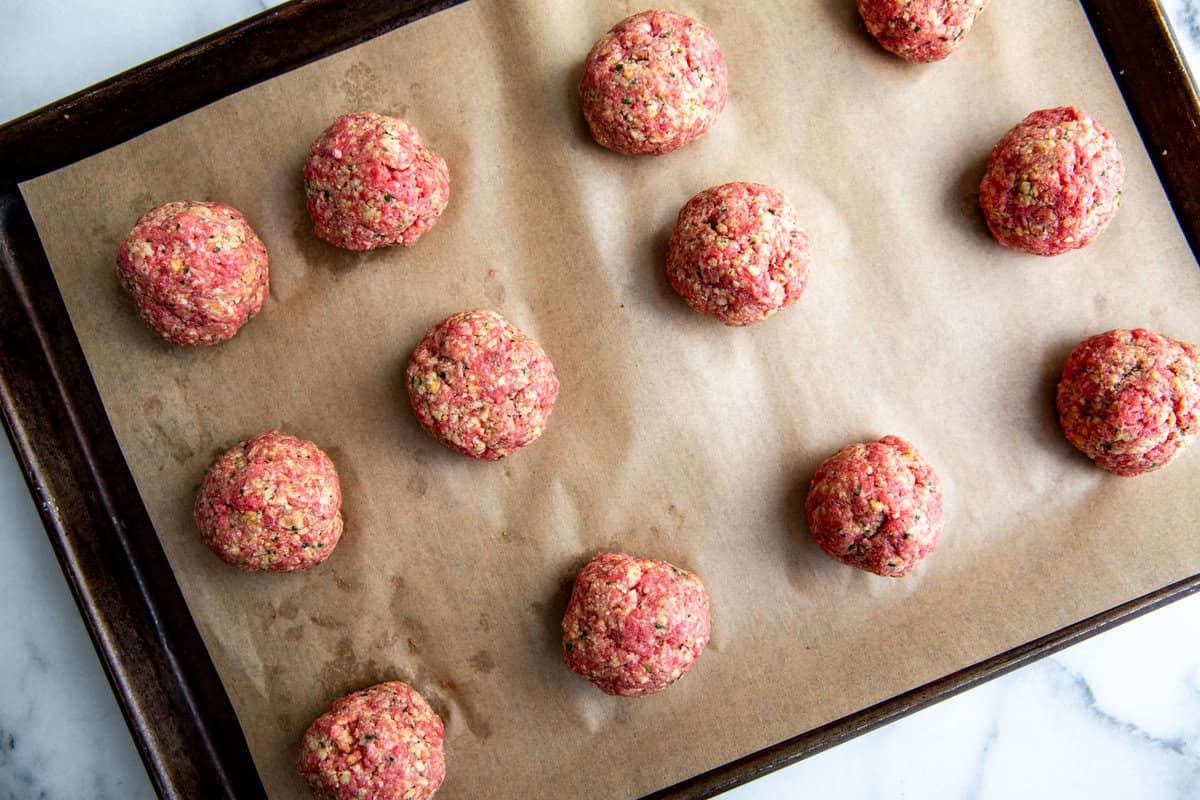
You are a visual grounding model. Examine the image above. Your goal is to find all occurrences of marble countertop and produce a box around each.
[3,2,1200,798]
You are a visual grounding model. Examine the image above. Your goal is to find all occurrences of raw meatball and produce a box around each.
[562,552,711,697]
[406,310,559,461]
[579,10,727,156]
[979,107,1124,256]
[858,0,989,62]
[305,112,450,251]
[194,430,343,572]
[1056,329,1200,476]
[805,436,943,577]
[298,681,445,800]
[667,182,812,326]
[116,201,268,346]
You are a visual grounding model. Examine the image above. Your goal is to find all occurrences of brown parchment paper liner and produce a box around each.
[20,0,1200,796]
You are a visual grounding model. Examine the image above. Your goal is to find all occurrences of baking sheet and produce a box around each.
[19,0,1200,796]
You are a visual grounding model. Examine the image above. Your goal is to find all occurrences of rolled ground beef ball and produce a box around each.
[579,9,727,156]
[298,681,445,800]
[117,201,268,346]
[562,552,711,697]
[805,435,943,577]
[979,107,1124,256]
[194,430,343,572]
[1057,328,1200,476]
[305,111,450,251]
[857,0,990,62]
[667,182,812,326]
[406,310,559,461]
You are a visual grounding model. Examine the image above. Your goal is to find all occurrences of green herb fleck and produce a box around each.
[182,265,190,275]
[565,642,574,652]
[212,245,221,253]
[614,62,624,72]
[621,98,633,105]
[384,193,395,202]
[912,24,921,32]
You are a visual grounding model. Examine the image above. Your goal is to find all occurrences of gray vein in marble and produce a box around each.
[1172,0,1200,45]
[961,697,1003,800]
[1048,659,1200,769]
[0,714,124,800]
[0,717,49,800]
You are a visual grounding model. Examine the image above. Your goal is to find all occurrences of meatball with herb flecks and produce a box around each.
[1057,328,1200,476]
[305,111,450,251]
[562,552,711,697]
[858,0,990,62]
[979,107,1124,256]
[406,310,558,461]
[667,182,812,325]
[194,430,343,572]
[579,10,727,155]
[805,436,943,577]
[117,200,268,345]
[298,681,445,800]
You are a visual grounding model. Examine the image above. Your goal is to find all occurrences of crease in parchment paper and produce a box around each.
[19,1,1200,797]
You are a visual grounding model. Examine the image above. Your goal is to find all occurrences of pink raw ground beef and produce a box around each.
[579,10,727,156]
[116,200,268,346]
[857,0,990,62]
[406,310,559,461]
[562,552,711,697]
[298,681,446,800]
[979,107,1124,256]
[667,182,812,326]
[1057,328,1200,476]
[305,112,450,251]
[805,436,943,577]
[194,430,343,572]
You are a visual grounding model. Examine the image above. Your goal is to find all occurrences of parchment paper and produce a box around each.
[20,1,1200,796]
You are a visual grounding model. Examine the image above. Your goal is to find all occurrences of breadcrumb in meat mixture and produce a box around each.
[667,182,812,325]
[406,310,559,461]
[857,0,990,62]
[116,200,268,346]
[1057,329,1200,476]
[298,681,446,800]
[805,436,944,577]
[579,9,727,156]
[194,430,343,572]
[562,552,711,697]
[979,107,1124,256]
[305,112,450,251]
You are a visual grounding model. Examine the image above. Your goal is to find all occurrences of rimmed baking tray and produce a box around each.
[1,1,1198,797]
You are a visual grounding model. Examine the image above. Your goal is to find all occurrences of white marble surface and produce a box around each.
[2,2,1200,798]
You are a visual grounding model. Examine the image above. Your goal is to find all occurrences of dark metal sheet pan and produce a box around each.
[1,1,1196,797]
